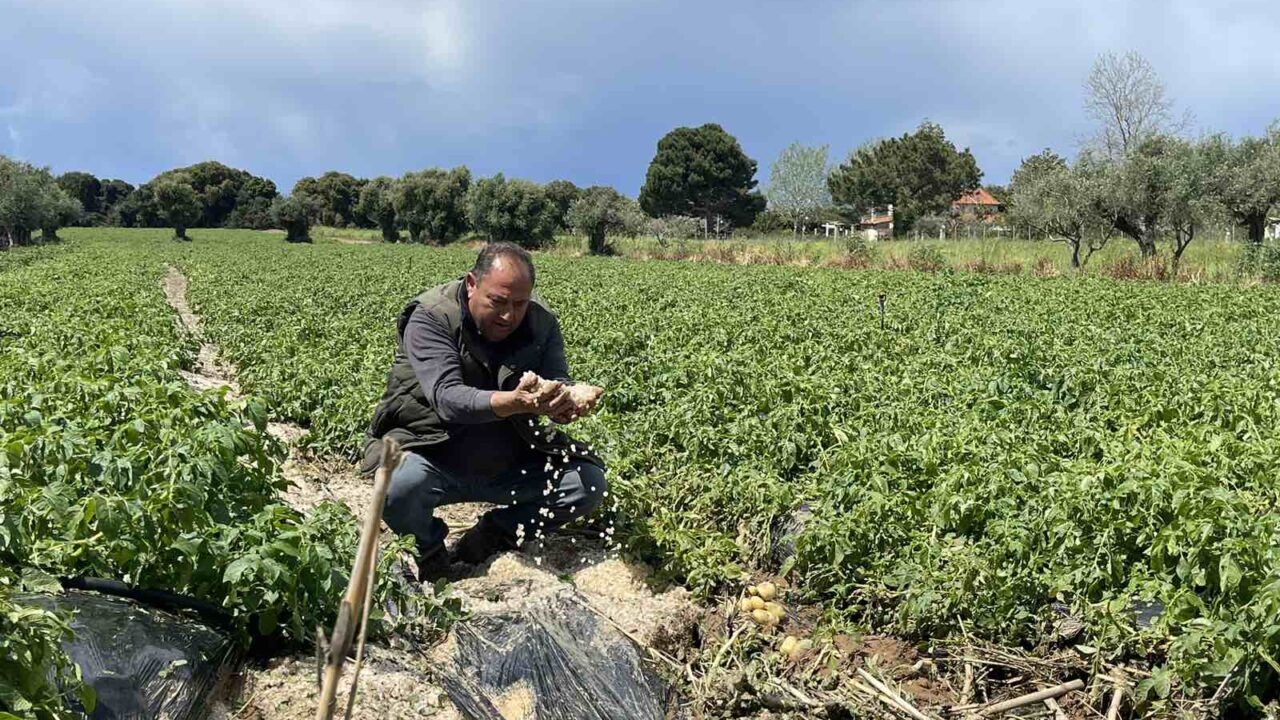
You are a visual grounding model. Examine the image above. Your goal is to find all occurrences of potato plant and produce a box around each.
[36,228,1280,708]
[0,237,436,715]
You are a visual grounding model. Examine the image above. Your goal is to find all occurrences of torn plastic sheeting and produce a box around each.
[21,590,241,720]
[441,594,677,720]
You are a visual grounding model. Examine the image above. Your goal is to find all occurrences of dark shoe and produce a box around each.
[451,519,514,567]
[406,545,451,583]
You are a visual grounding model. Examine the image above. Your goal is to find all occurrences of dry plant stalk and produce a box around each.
[315,438,401,720]
[976,679,1084,717]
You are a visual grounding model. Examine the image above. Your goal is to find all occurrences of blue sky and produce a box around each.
[2,0,1278,196]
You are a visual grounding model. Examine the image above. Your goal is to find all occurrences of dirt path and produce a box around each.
[161,265,699,720]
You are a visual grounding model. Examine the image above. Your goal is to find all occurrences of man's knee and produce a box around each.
[572,462,608,514]
[383,452,434,526]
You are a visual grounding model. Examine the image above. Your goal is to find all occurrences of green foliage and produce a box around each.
[1209,123,1280,245]
[53,172,135,228]
[465,174,558,248]
[152,175,202,240]
[292,172,366,228]
[828,121,982,232]
[647,215,701,248]
[124,162,278,230]
[271,196,314,243]
[906,243,946,271]
[543,179,580,231]
[1237,242,1280,282]
[355,177,399,242]
[765,142,832,230]
[1008,150,1113,268]
[0,158,83,249]
[0,573,93,719]
[638,123,766,229]
[837,234,874,265]
[567,186,634,255]
[39,188,81,243]
[393,167,471,244]
[1,235,450,705]
[132,229,1280,708]
[55,171,102,222]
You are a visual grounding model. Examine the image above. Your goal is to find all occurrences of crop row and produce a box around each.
[0,237,434,716]
[47,229,1280,709]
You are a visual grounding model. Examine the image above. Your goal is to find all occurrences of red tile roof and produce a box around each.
[952,188,1000,206]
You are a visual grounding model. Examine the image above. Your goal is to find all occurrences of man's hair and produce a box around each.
[471,242,536,286]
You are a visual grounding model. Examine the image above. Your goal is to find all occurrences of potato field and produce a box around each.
[6,228,1280,715]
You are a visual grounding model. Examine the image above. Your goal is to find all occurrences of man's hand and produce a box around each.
[491,372,548,418]
[550,383,604,424]
[492,372,578,418]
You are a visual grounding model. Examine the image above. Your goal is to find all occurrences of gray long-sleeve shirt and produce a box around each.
[401,291,572,478]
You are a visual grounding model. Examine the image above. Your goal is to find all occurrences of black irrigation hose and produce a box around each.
[59,576,235,629]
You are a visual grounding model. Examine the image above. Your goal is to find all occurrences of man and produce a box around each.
[362,242,606,579]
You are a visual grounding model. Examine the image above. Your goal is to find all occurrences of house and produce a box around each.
[951,189,1002,220]
[857,204,894,240]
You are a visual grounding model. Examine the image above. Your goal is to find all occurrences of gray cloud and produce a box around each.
[1,0,1276,192]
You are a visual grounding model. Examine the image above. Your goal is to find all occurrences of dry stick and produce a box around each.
[708,623,747,676]
[975,679,1084,717]
[770,679,822,707]
[857,668,937,720]
[961,662,974,706]
[342,515,384,720]
[315,438,401,720]
[854,679,922,720]
[1105,673,1126,720]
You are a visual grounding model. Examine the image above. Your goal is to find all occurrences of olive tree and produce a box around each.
[271,195,314,243]
[567,186,633,255]
[1162,137,1224,271]
[152,175,202,240]
[544,179,580,231]
[465,174,558,248]
[647,215,701,246]
[355,176,399,242]
[393,167,471,244]
[0,157,82,249]
[1210,123,1280,247]
[40,189,82,242]
[1008,150,1114,269]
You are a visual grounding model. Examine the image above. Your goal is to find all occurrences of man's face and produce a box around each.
[465,257,533,342]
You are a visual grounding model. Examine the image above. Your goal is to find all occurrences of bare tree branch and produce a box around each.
[1084,51,1191,161]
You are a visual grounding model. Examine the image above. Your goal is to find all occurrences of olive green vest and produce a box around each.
[361,278,601,475]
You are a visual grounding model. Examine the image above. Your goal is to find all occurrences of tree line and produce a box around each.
[5,50,1279,263]
[0,124,764,251]
[1,118,972,251]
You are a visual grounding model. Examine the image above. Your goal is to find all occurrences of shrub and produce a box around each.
[838,235,875,267]
[907,243,946,272]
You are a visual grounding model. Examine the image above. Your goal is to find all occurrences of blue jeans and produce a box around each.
[383,450,608,556]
